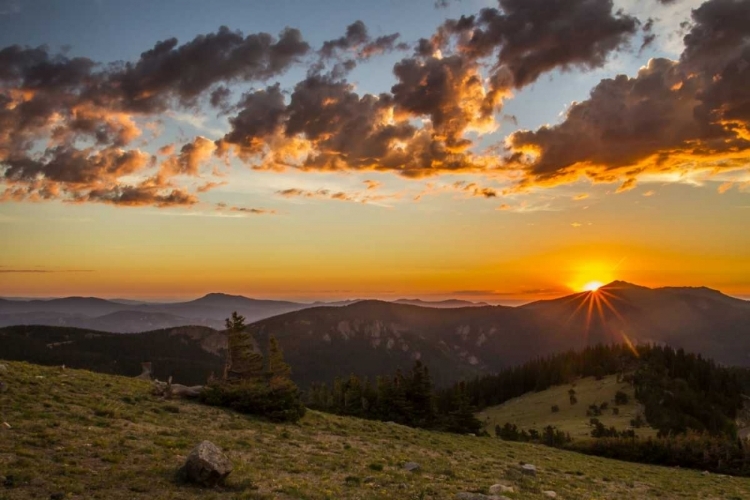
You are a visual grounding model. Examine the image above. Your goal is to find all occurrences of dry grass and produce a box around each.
[1,361,749,499]
[477,375,658,440]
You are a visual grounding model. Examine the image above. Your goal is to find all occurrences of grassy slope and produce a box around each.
[1,362,748,500]
[477,376,658,440]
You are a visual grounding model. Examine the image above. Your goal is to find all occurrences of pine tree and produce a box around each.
[224,311,264,380]
[267,335,292,380]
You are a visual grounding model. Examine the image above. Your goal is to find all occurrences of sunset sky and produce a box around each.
[1,0,749,302]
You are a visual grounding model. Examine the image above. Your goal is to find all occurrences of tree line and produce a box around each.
[306,361,482,434]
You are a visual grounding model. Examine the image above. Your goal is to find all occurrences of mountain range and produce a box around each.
[0,293,487,332]
[1,281,749,386]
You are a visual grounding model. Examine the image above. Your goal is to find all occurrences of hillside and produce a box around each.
[2,362,749,499]
[0,325,225,385]
[477,376,658,441]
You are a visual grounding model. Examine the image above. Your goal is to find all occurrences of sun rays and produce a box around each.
[564,283,638,356]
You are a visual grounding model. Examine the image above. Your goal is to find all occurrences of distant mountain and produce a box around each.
[522,281,750,366]
[0,293,487,332]
[0,293,344,332]
[393,298,489,308]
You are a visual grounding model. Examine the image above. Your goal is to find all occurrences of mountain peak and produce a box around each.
[600,280,649,290]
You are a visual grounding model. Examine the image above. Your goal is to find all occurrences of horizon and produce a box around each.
[2,279,749,304]
[2,0,750,302]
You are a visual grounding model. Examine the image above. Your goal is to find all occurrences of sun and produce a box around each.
[582,281,604,292]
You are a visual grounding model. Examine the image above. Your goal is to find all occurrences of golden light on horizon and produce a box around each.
[582,281,604,292]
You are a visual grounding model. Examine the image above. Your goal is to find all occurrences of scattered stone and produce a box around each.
[520,463,537,476]
[178,441,232,487]
[701,470,710,476]
[489,484,514,494]
[454,493,508,500]
[0,364,7,371]
[2,422,11,429]
[542,491,558,498]
[403,461,420,472]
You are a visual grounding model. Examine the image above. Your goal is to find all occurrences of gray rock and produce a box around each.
[179,441,232,487]
[403,461,420,471]
[542,491,557,498]
[521,463,537,476]
[455,493,508,500]
[489,484,514,494]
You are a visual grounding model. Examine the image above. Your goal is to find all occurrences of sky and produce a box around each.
[0,0,749,302]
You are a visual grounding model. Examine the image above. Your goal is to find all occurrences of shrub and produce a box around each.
[551,404,560,413]
[614,391,629,405]
[199,378,306,423]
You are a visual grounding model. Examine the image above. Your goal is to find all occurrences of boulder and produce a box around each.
[520,463,537,476]
[403,462,420,472]
[489,484,514,494]
[542,491,557,498]
[179,441,232,487]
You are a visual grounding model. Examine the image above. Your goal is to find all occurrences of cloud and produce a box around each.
[439,0,638,87]
[0,268,94,273]
[215,202,277,215]
[276,186,400,205]
[0,27,309,208]
[109,26,309,112]
[572,193,589,200]
[320,20,407,61]
[504,0,750,191]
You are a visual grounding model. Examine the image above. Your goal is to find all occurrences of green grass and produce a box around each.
[477,375,658,441]
[1,362,749,499]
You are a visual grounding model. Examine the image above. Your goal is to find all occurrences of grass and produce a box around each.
[477,375,658,441]
[1,362,749,499]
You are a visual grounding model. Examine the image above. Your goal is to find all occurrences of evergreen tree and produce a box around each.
[267,335,292,380]
[224,311,264,380]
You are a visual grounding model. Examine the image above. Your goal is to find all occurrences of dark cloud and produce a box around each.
[320,20,407,61]
[505,0,750,189]
[80,185,198,207]
[216,202,277,215]
[441,0,639,87]
[109,26,309,112]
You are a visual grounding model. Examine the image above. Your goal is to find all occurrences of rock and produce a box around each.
[0,364,7,371]
[2,422,11,429]
[179,441,232,487]
[520,463,537,476]
[489,484,514,494]
[701,470,710,476]
[454,493,508,500]
[403,461,420,472]
[542,491,557,498]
